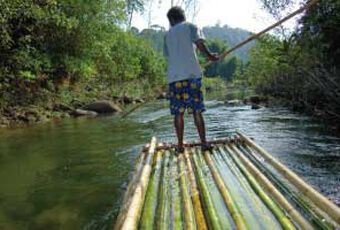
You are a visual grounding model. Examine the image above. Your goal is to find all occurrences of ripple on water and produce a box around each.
[0,101,339,229]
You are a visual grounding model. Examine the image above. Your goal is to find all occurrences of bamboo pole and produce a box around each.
[240,144,335,230]
[184,149,209,230]
[156,150,171,230]
[118,137,157,230]
[191,149,223,230]
[202,149,249,230]
[225,146,295,229]
[204,0,320,67]
[178,153,197,230]
[169,152,183,230]
[140,150,163,229]
[216,146,282,229]
[114,148,147,230]
[228,144,312,229]
[237,131,340,224]
[144,138,232,151]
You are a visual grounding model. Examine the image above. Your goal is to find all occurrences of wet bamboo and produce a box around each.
[170,153,183,230]
[192,150,223,230]
[140,150,163,229]
[156,150,171,230]
[240,144,334,230]
[178,153,197,230]
[212,146,279,230]
[119,137,157,230]
[237,131,340,224]
[224,145,297,230]
[184,149,208,230]
[203,149,248,230]
[230,144,313,229]
[114,149,147,230]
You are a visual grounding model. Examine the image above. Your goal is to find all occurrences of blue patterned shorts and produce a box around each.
[169,78,205,115]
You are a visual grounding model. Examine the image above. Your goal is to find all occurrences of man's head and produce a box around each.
[167,7,186,27]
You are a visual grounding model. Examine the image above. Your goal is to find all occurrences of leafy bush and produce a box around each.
[0,0,166,106]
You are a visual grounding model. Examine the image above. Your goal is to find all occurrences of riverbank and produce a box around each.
[0,77,228,129]
[0,80,167,128]
[0,98,141,128]
[224,83,340,132]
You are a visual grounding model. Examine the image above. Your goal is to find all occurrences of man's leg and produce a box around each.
[193,111,207,145]
[174,113,184,150]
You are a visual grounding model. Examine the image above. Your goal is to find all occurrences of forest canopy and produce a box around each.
[0,0,165,107]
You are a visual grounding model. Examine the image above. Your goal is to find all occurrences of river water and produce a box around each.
[0,100,339,229]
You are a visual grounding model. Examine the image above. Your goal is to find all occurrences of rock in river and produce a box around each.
[73,109,98,117]
[225,99,242,106]
[82,100,122,113]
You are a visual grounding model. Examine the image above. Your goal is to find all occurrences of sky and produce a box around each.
[131,0,301,33]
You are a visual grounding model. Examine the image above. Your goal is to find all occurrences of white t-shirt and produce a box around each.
[164,22,204,83]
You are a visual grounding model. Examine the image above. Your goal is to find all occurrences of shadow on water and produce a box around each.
[0,100,339,229]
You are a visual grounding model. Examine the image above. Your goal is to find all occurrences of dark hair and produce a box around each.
[167,7,186,26]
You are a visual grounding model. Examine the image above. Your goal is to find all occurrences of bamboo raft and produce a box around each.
[114,132,340,230]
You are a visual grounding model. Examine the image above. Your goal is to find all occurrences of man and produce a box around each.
[164,6,220,153]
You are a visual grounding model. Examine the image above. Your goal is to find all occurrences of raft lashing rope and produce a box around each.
[114,132,340,230]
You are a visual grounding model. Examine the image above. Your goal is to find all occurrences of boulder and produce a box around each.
[121,96,133,104]
[134,98,145,103]
[156,92,167,100]
[73,109,98,117]
[0,116,10,126]
[225,99,242,106]
[53,103,73,112]
[251,104,261,110]
[249,95,261,104]
[82,100,122,113]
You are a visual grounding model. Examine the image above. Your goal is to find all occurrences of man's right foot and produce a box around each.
[201,143,213,153]
[175,146,185,154]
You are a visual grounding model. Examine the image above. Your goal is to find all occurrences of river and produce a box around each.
[0,100,339,229]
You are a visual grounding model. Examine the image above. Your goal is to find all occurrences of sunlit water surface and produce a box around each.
[0,100,339,229]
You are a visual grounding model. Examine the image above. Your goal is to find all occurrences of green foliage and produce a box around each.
[202,76,227,99]
[138,27,166,53]
[202,24,256,61]
[235,0,340,122]
[202,39,241,81]
[0,0,166,106]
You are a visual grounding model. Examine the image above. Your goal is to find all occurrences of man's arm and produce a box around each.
[195,39,219,62]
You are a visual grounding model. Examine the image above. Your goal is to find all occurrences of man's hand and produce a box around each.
[207,53,220,62]
[196,40,220,62]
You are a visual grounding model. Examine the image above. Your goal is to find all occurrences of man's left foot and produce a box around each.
[201,143,213,153]
[175,146,185,154]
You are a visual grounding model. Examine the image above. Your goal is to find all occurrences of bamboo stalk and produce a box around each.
[140,150,163,229]
[237,131,340,224]
[178,153,197,230]
[204,0,320,67]
[230,144,312,229]
[118,137,157,230]
[169,152,183,230]
[240,144,335,230]
[216,146,282,229]
[156,150,171,230]
[114,149,147,230]
[143,138,232,151]
[202,149,249,230]
[224,145,297,230]
[191,149,224,230]
[184,149,209,230]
